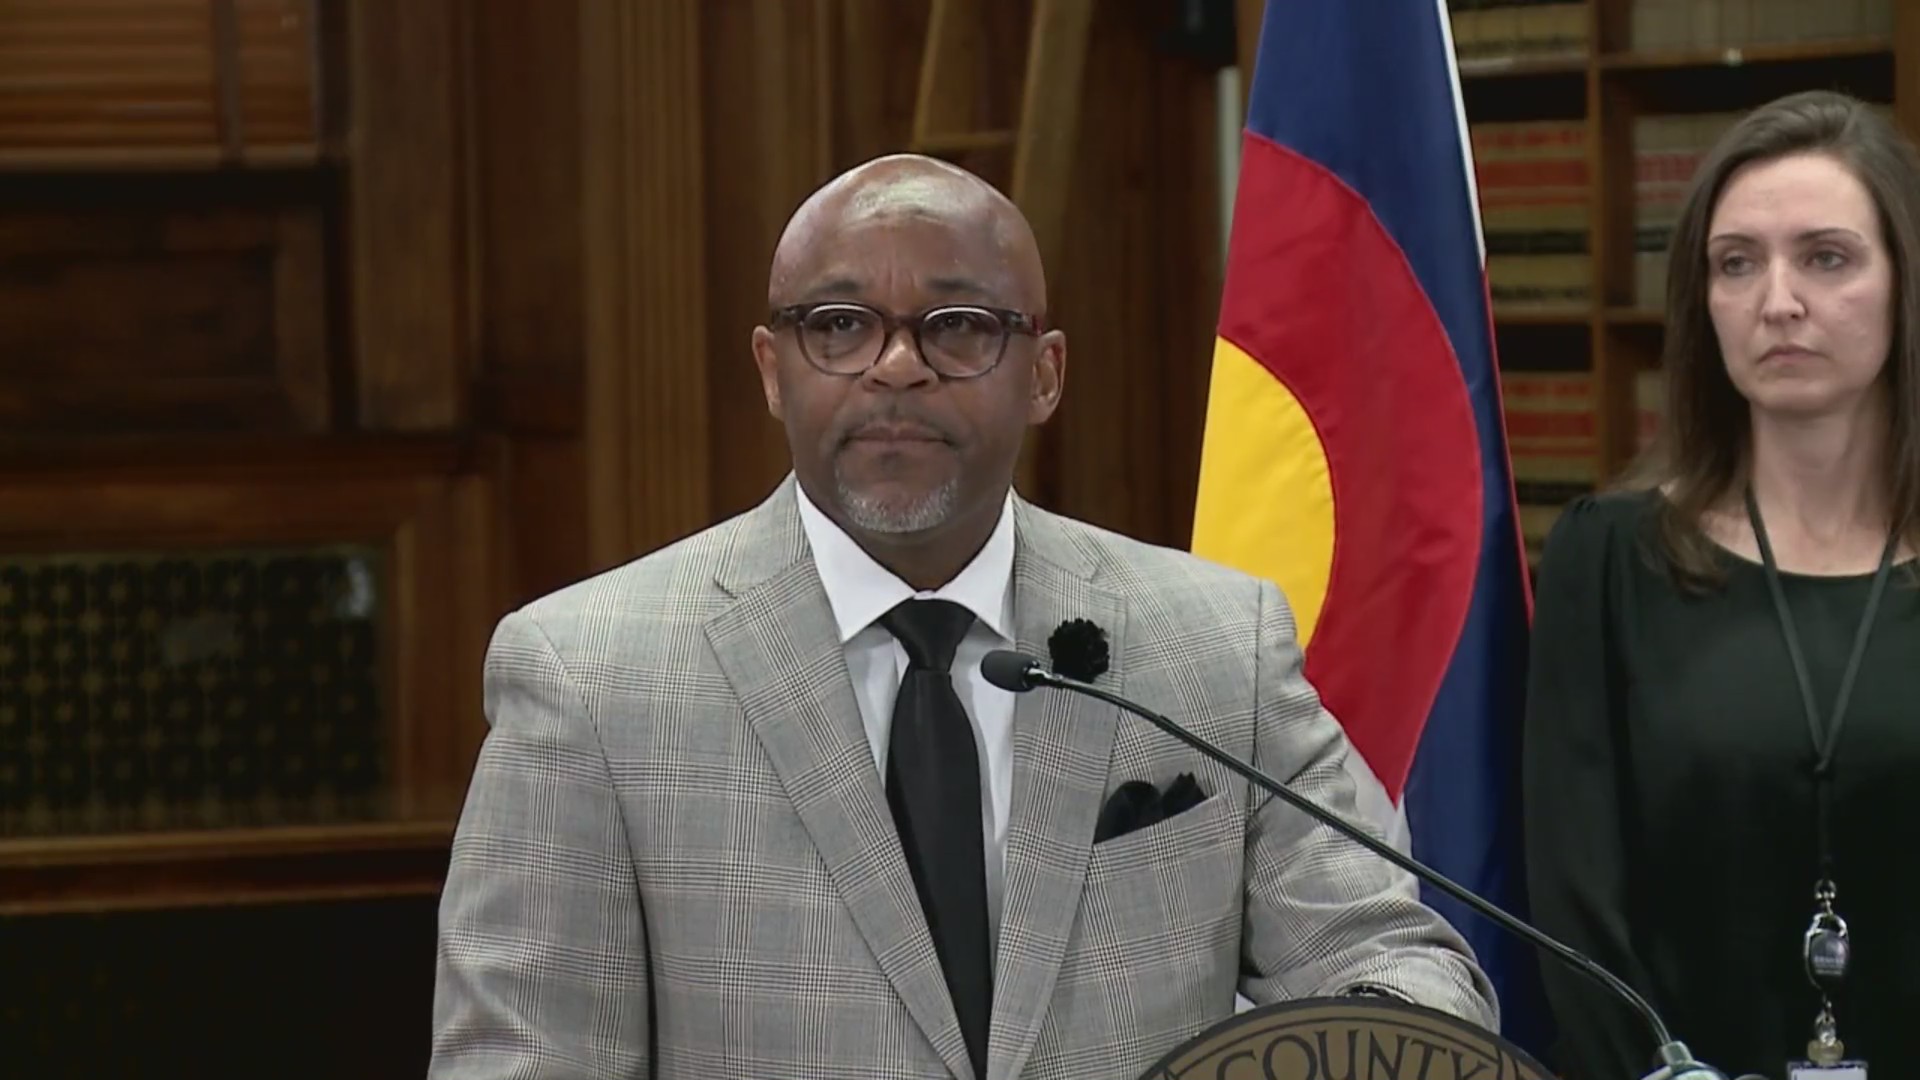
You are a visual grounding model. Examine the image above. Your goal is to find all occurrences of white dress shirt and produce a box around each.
[793,481,1017,950]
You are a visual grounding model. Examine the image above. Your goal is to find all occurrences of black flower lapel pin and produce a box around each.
[1048,617,1109,682]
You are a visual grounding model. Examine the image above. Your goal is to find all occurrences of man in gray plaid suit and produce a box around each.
[429,154,1496,1079]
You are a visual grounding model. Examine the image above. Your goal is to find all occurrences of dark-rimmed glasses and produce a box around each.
[768,301,1044,379]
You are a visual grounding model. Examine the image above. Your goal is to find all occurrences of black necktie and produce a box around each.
[879,598,990,1076]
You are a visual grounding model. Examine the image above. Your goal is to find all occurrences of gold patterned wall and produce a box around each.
[0,546,391,838]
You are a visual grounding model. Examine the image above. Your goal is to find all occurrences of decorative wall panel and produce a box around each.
[0,545,388,838]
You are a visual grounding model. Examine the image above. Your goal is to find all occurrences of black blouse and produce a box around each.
[1523,488,1920,1080]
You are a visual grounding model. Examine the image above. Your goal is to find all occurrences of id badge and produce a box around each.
[1788,1063,1866,1080]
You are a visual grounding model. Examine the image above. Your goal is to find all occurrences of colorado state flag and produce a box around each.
[1191,0,1548,1052]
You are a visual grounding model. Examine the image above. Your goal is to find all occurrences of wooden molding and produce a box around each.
[580,0,712,568]
[0,822,451,916]
[348,0,468,430]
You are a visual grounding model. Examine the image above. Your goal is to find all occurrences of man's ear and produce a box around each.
[751,325,784,420]
[1027,330,1066,424]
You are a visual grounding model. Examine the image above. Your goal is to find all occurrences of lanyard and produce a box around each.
[1743,486,1897,881]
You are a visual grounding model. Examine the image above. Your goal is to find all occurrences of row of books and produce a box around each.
[1505,368,1664,564]
[1449,0,1894,66]
[1475,120,1591,312]
[1630,0,1893,51]
[1451,1,1586,64]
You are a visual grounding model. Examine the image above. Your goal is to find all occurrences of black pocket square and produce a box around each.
[1093,771,1207,844]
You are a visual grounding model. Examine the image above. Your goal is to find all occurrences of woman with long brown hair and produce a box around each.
[1524,89,1920,1079]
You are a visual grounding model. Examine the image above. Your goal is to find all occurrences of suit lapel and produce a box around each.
[703,479,975,1080]
[988,500,1127,1080]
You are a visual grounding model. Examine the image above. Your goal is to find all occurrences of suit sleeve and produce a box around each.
[1237,579,1499,1029]
[1523,499,1659,1079]
[429,610,650,1080]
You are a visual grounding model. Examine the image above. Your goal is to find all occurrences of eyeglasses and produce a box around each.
[768,301,1045,379]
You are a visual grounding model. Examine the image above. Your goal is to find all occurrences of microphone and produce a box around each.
[980,648,1760,1080]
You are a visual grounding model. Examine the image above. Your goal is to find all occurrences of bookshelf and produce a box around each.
[1452,0,1920,566]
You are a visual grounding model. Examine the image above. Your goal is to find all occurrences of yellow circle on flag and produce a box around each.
[1190,337,1336,647]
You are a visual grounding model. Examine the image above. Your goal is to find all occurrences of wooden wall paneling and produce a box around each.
[977,0,1035,141]
[470,0,584,429]
[388,479,443,822]
[0,456,445,547]
[448,468,502,787]
[1157,51,1228,550]
[580,0,713,570]
[314,0,350,153]
[576,0,1226,550]
[229,0,327,154]
[901,0,1038,501]
[834,0,893,166]
[1898,0,1920,140]
[1010,0,1097,283]
[0,440,493,913]
[1046,6,1221,547]
[914,0,1033,200]
[912,0,1024,151]
[273,207,331,430]
[0,0,322,170]
[0,204,331,433]
[348,0,467,431]
[488,436,588,610]
[999,0,1095,509]
[390,469,495,819]
[701,1,837,522]
[830,0,930,167]
[466,0,590,608]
